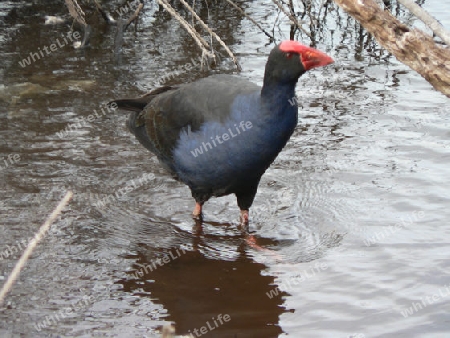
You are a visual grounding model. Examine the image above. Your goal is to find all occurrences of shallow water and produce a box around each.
[0,0,449,337]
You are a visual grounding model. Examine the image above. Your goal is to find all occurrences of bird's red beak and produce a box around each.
[279,40,334,71]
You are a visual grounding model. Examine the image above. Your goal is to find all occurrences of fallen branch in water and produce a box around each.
[334,0,450,98]
[0,191,73,306]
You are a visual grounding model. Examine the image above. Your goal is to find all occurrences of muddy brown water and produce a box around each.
[0,1,449,337]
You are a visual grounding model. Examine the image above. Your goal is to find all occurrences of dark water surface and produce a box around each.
[0,1,449,337]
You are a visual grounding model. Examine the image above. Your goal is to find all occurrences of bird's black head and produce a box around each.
[264,40,334,86]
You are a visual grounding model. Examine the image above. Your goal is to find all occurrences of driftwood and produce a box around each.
[334,0,450,98]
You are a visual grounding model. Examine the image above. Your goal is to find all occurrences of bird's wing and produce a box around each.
[138,75,260,159]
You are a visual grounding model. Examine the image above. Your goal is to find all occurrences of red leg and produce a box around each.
[192,202,203,220]
[240,209,249,228]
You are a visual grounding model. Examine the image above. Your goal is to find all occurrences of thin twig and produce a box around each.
[178,0,241,71]
[272,0,312,39]
[398,0,450,45]
[225,0,274,41]
[156,0,214,61]
[0,191,73,306]
[158,0,210,48]
[125,1,144,30]
[94,0,116,25]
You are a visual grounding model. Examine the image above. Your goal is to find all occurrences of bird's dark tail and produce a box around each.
[109,85,176,112]
[109,85,177,160]
[110,98,148,112]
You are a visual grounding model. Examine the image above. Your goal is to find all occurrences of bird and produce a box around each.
[110,40,334,228]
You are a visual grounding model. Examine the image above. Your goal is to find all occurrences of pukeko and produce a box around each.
[111,40,333,227]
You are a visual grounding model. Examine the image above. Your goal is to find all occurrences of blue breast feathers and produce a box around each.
[172,91,297,189]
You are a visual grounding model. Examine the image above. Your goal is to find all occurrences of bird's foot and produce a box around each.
[245,234,283,260]
[192,202,203,220]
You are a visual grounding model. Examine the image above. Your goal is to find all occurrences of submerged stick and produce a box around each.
[0,191,73,306]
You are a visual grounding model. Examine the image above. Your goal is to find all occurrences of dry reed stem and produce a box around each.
[0,191,73,306]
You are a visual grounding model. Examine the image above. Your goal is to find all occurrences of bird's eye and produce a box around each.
[286,52,293,59]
